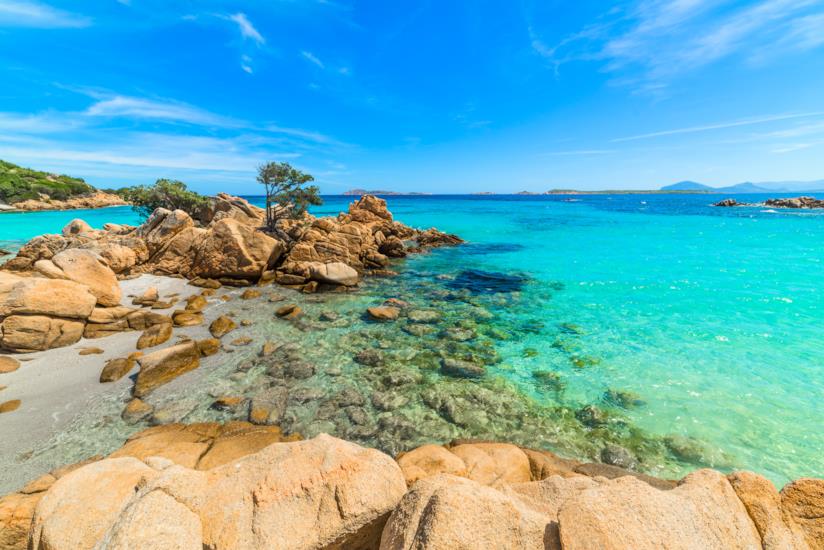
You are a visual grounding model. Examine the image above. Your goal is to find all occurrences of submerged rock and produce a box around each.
[407,309,442,323]
[441,358,486,379]
[367,306,400,321]
[601,444,639,470]
[447,269,529,294]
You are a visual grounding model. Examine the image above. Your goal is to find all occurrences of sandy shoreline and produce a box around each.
[0,274,211,493]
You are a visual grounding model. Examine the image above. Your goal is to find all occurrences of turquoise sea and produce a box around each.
[2,193,823,485]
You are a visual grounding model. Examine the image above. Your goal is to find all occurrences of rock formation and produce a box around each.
[0,194,461,352]
[1,429,821,550]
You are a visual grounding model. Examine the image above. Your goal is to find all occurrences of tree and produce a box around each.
[257,161,322,227]
[117,179,209,220]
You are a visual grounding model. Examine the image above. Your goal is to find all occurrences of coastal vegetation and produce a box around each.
[256,161,321,227]
[0,159,95,204]
[116,178,209,220]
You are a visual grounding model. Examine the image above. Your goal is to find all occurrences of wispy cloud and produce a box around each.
[0,111,83,133]
[545,149,616,156]
[533,0,824,90]
[771,142,818,154]
[240,54,253,74]
[226,12,264,45]
[301,50,325,69]
[612,112,824,142]
[0,0,91,28]
[85,95,239,127]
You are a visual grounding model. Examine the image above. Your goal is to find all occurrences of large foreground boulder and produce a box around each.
[557,469,762,549]
[29,458,157,550]
[380,474,559,549]
[49,249,122,306]
[781,478,824,549]
[28,434,407,550]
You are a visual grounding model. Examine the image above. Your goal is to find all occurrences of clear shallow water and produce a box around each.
[2,193,823,485]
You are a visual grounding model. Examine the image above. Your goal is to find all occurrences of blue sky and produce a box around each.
[1,0,824,193]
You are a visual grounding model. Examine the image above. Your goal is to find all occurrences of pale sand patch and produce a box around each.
[0,274,216,493]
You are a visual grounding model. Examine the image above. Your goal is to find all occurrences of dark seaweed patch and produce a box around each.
[447,269,529,294]
[460,242,526,255]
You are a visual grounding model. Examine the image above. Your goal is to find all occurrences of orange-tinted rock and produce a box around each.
[0,356,20,373]
[209,315,237,338]
[133,341,200,397]
[557,469,761,550]
[781,478,824,549]
[135,322,172,349]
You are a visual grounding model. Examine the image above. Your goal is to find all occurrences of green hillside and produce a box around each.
[0,159,95,204]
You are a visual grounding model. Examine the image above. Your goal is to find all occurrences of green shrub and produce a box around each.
[256,161,321,228]
[0,159,95,204]
[117,179,209,220]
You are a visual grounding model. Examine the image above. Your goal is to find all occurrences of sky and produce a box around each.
[1,0,824,194]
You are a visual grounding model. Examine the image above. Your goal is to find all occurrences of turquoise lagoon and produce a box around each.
[2,193,823,485]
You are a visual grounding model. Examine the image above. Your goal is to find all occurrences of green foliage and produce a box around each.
[257,161,321,226]
[0,159,95,204]
[117,179,209,220]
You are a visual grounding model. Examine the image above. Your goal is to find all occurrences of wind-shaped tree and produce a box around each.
[257,161,321,228]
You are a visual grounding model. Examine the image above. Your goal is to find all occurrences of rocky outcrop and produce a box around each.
[8,191,127,212]
[713,198,739,207]
[274,195,462,288]
[3,195,461,299]
[765,196,824,209]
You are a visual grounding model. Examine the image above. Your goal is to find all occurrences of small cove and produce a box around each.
[2,193,823,488]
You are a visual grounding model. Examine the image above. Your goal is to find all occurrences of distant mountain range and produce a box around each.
[661,180,824,193]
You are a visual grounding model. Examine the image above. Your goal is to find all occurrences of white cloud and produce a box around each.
[240,54,253,74]
[771,142,816,154]
[536,0,824,88]
[613,112,824,142]
[227,12,264,45]
[0,111,84,133]
[265,124,338,144]
[545,149,616,156]
[0,0,90,28]
[85,95,239,127]
[301,50,325,69]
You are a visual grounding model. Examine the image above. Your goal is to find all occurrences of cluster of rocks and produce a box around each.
[0,252,169,352]
[1,426,821,549]
[0,194,461,354]
[714,196,824,209]
[765,196,824,209]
